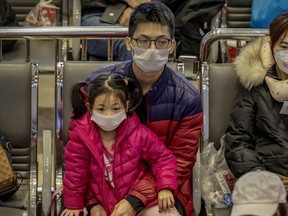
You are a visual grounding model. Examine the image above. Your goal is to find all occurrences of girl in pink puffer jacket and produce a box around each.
[61,74,180,216]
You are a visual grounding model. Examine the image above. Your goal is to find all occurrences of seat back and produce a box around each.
[0,62,38,215]
[200,29,269,149]
[226,0,252,28]
[200,63,240,216]
[204,63,240,149]
[57,61,116,145]
[200,29,270,215]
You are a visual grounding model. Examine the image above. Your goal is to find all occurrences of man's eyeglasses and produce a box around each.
[131,38,172,49]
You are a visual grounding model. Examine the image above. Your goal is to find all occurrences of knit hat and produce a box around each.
[231,170,287,216]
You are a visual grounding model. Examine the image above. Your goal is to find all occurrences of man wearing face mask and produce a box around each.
[85,2,203,216]
[224,12,288,190]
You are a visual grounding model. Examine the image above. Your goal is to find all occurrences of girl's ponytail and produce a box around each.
[70,82,88,119]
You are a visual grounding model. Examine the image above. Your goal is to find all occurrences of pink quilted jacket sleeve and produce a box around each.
[63,128,91,209]
[130,125,178,202]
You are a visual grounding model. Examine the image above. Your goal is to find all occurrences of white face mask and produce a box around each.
[91,109,127,131]
[131,46,170,72]
[265,76,288,102]
[274,49,288,74]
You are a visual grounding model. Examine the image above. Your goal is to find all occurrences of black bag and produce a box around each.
[0,0,19,53]
[159,0,225,58]
[0,135,26,210]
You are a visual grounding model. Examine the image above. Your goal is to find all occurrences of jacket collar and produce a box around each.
[124,61,171,96]
[73,112,140,150]
[234,37,271,90]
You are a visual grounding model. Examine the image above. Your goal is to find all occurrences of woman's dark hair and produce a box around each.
[269,12,288,49]
[71,74,142,119]
[128,1,175,39]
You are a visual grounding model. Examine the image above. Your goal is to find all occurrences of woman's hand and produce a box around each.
[110,199,136,216]
[89,204,107,216]
[61,209,86,216]
[158,189,175,213]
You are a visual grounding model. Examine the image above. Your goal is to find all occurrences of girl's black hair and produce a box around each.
[70,74,142,119]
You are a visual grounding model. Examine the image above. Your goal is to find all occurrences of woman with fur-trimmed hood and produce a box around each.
[224,12,288,189]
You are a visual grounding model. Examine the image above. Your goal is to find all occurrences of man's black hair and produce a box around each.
[128,1,175,38]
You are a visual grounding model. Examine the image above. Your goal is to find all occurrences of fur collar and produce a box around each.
[234,37,271,90]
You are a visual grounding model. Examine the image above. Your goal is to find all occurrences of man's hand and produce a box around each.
[276,173,288,191]
[61,209,86,216]
[110,199,137,216]
[158,189,175,213]
[89,204,107,216]
[118,7,133,26]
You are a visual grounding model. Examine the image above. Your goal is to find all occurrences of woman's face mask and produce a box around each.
[91,109,127,131]
[265,76,288,102]
[274,49,288,74]
[131,45,170,72]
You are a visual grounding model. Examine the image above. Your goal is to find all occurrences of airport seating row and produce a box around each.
[0,26,268,215]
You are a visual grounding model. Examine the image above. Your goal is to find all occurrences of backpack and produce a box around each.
[0,135,26,210]
[159,0,225,58]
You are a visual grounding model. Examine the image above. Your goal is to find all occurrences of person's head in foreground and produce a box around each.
[231,170,287,216]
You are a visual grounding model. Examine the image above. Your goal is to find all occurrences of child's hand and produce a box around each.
[61,209,86,216]
[158,189,175,212]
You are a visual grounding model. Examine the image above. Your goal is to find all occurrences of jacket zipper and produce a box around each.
[145,93,150,127]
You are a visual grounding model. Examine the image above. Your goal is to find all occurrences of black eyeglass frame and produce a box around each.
[131,37,172,49]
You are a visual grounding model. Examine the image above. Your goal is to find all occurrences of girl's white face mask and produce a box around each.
[131,45,170,72]
[91,109,127,131]
[274,49,288,74]
[265,76,288,102]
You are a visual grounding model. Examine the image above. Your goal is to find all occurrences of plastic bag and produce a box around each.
[25,0,59,26]
[250,0,288,29]
[201,140,237,213]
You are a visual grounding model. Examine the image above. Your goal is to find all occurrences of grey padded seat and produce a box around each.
[200,63,240,215]
[204,63,241,149]
[0,62,38,216]
[226,0,252,28]
[58,61,116,145]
